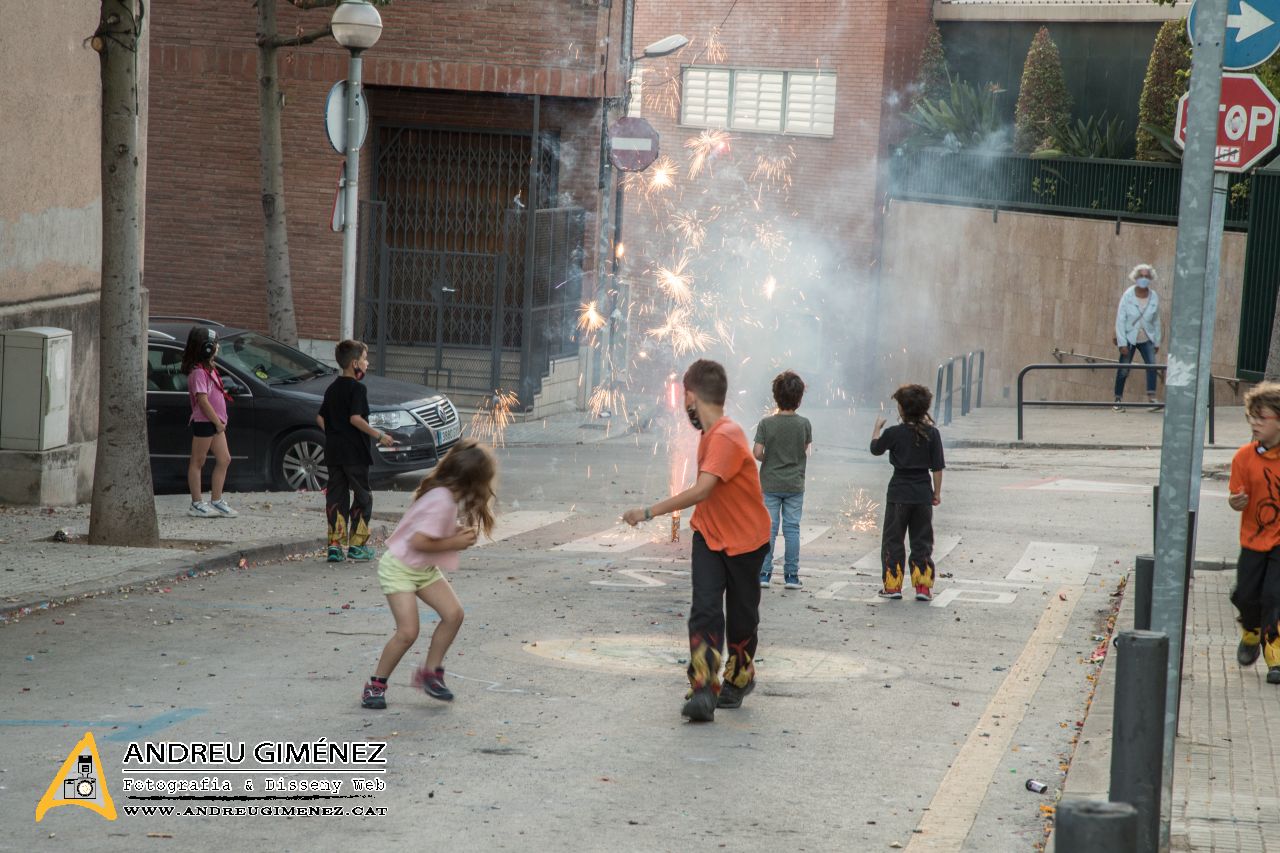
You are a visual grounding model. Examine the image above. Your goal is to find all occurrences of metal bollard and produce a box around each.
[1134,555,1154,631]
[1109,630,1169,853]
[1055,799,1138,852]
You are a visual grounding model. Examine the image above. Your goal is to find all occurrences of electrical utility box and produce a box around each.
[0,327,72,451]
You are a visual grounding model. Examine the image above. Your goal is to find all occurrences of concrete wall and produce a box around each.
[0,0,104,505]
[877,200,1248,406]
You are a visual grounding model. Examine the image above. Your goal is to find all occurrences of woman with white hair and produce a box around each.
[1113,263,1162,411]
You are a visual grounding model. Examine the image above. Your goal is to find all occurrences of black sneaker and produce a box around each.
[412,666,454,701]
[1238,641,1262,666]
[361,681,386,709]
[1268,667,1280,685]
[717,679,756,709]
[681,687,716,722]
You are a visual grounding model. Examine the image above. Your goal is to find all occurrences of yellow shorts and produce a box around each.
[377,552,444,595]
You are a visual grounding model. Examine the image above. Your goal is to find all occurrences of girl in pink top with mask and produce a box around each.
[360,439,497,709]
[181,326,237,518]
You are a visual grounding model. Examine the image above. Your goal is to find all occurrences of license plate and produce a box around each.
[435,421,462,445]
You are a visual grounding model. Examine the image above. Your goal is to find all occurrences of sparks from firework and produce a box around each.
[669,209,707,249]
[705,27,727,63]
[577,300,606,333]
[750,147,795,194]
[588,382,630,425]
[685,129,732,179]
[655,256,694,304]
[843,488,881,533]
[762,275,778,301]
[648,305,711,357]
[754,221,789,258]
[644,74,683,120]
[468,389,518,448]
[648,156,677,194]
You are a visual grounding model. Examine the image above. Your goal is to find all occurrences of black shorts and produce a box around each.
[192,421,217,438]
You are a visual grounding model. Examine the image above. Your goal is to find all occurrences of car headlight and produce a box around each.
[368,410,415,430]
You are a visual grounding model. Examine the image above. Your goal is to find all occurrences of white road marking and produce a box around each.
[476,510,571,547]
[1012,478,1229,499]
[1005,541,1098,585]
[763,523,832,548]
[852,533,961,571]
[812,579,1016,608]
[906,585,1084,850]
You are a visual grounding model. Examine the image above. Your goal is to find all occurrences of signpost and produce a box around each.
[1174,72,1280,170]
[607,117,660,172]
[1189,0,1280,69]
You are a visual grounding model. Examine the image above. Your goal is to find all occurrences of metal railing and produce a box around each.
[934,349,984,426]
[1016,362,1236,443]
[889,150,1251,230]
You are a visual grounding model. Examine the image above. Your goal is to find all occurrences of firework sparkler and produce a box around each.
[655,256,694,303]
[647,306,711,357]
[684,129,732,179]
[577,300,606,334]
[469,390,518,448]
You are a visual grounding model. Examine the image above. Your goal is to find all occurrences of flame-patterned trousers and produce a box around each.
[881,501,935,594]
[326,464,372,547]
[687,532,769,693]
[1233,547,1280,667]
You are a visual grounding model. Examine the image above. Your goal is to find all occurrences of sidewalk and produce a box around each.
[1054,570,1280,852]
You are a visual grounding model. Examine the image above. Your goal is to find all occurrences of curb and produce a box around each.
[0,534,322,622]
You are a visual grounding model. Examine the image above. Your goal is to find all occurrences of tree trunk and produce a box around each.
[257,0,300,346]
[89,0,160,547]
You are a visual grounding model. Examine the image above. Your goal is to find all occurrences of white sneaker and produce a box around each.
[210,499,239,518]
[784,580,803,590]
[188,501,216,518]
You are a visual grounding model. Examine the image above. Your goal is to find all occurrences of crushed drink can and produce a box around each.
[1025,779,1048,793]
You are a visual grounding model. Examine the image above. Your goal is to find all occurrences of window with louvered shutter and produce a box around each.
[785,72,837,137]
[731,70,784,132]
[681,67,731,128]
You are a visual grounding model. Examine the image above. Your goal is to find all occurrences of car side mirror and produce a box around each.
[220,373,249,396]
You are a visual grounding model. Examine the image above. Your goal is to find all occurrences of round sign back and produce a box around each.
[608,117,660,172]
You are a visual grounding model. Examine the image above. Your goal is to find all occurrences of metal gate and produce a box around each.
[357,118,585,407]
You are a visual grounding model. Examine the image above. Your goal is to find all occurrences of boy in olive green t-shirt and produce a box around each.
[753,371,813,590]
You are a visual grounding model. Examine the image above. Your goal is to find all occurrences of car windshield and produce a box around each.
[219,332,334,385]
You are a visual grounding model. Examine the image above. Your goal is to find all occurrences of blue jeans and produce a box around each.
[760,492,804,583]
[1114,340,1157,398]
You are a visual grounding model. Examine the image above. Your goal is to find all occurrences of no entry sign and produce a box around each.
[608,117,660,172]
[1175,72,1280,172]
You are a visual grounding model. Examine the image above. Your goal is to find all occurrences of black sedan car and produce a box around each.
[146,318,463,491]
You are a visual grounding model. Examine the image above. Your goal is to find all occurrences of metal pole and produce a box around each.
[1109,629,1169,853]
[1151,0,1227,843]
[340,50,365,342]
[519,94,541,408]
[1055,800,1139,853]
[1135,554,1155,631]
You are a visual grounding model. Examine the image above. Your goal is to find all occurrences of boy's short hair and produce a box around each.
[772,371,805,410]
[683,359,727,406]
[335,339,368,369]
[1245,382,1280,416]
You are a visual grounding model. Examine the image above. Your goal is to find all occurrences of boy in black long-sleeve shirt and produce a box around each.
[871,384,945,602]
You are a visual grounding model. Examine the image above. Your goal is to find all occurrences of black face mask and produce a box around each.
[686,405,703,431]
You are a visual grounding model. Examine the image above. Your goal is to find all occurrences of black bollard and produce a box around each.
[1056,799,1138,853]
[1109,630,1169,853]
[1134,555,1154,631]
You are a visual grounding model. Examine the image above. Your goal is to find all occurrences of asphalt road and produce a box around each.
[0,431,1242,851]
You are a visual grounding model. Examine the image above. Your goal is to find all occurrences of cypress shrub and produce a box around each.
[1135,19,1191,161]
[1014,27,1073,153]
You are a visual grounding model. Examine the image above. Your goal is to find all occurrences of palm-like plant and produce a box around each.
[1033,114,1130,159]
[902,76,1011,152]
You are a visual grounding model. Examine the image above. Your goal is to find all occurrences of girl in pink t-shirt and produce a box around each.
[361,439,497,709]
[181,326,236,518]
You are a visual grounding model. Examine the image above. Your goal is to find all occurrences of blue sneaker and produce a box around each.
[347,544,376,561]
[327,545,345,562]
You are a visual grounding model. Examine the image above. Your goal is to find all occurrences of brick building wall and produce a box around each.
[619,0,934,397]
[145,0,625,341]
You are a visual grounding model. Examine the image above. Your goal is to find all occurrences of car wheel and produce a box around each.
[274,429,328,491]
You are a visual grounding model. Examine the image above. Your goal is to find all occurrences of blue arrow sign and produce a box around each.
[1190,0,1280,69]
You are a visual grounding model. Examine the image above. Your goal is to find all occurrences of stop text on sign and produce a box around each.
[1175,71,1280,172]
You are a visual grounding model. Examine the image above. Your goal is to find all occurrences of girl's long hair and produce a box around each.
[892,384,935,445]
[181,326,215,376]
[413,438,497,537]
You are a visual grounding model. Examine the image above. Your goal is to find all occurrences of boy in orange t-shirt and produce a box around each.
[624,360,772,722]
[1228,382,1280,684]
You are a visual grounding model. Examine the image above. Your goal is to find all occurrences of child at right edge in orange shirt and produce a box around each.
[1229,382,1280,685]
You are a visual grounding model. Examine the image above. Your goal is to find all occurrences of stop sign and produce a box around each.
[1175,72,1280,172]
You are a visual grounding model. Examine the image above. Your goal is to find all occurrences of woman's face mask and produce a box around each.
[1136,276,1152,288]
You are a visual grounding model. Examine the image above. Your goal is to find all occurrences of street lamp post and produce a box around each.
[331,0,383,342]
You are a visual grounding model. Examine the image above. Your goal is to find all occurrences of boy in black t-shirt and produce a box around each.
[317,340,395,562]
[870,384,945,602]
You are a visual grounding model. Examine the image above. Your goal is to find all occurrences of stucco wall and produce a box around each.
[878,201,1247,406]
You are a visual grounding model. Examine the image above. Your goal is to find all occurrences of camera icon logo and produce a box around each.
[62,755,97,800]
